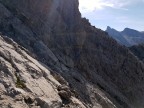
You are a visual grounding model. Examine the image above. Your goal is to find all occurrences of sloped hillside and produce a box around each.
[0,0,144,108]
[0,35,88,108]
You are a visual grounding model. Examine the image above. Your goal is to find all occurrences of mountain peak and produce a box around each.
[106,27,144,46]
[106,26,119,32]
[123,27,139,33]
[106,26,111,30]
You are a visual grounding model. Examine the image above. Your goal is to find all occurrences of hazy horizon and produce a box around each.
[79,0,144,31]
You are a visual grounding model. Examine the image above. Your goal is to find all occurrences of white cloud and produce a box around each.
[79,0,114,13]
[79,0,140,13]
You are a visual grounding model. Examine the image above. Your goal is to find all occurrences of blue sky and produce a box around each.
[79,0,144,31]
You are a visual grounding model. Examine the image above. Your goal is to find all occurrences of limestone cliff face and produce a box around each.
[0,0,144,108]
[0,0,81,40]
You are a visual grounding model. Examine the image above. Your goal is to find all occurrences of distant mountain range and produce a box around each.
[106,26,144,46]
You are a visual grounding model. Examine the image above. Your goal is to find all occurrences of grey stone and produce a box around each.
[0,0,144,108]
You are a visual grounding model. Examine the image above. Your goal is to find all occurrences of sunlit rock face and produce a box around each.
[0,0,144,108]
[0,35,89,108]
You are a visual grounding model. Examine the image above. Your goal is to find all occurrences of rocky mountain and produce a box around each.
[106,26,131,46]
[0,0,144,108]
[106,26,144,46]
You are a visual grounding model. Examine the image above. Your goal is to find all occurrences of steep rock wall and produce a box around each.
[0,0,144,108]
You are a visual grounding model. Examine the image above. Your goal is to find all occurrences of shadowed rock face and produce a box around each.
[129,44,144,62]
[0,0,144,108]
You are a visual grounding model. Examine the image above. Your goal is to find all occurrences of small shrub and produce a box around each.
[15,74,26,89]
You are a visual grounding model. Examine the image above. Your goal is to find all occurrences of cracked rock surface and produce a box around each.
[0,0,144,108]
[0,36,86,108]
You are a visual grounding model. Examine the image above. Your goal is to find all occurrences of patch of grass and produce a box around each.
[15,74,26,89]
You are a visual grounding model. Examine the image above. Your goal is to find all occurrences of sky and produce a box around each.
[79,0,144,31]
